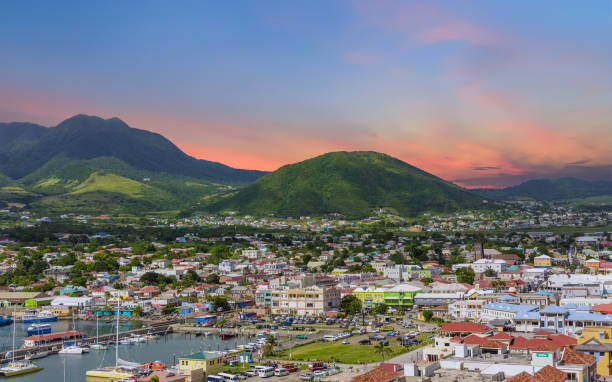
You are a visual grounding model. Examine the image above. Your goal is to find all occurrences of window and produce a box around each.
[566,372,577,381]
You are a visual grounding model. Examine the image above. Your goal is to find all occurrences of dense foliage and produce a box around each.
[208,151,485,218]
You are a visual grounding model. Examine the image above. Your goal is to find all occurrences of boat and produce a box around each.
[21,310,58,323]
[119,337,133,345]
[26,323,52,336]
[128,334,147,343]
[0,315,13,326]
[0,308,43,376]
[91,314,109,350]
[24,350,48,360]
[86,303,140,380]
[140,361,167,370]
[145,333,158,340]
[0,361,43,376]
[59,344,87,354]
[220,332,236,340]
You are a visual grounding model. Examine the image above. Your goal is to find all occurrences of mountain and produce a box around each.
[474,177,612,201]
[0,114,265,182]
[205,151,485,217]
[0,114,266,213]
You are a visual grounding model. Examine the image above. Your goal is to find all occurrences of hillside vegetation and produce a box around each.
[207,151,484,217]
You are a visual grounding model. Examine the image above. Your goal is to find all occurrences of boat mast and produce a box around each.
[11,307,15,363]
[115,299,119,367]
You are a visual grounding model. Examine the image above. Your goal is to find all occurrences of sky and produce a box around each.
[1,0,611,188]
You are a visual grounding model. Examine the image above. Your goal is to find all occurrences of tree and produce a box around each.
[389,252,407,265]
[374,341,392,362]
[132,305,143,316]
[422,310,434,321]
[421,277,433,286]
[212,296,230,312]
[262,335,277,356]
[161,304,176,315]
[205,273,220,284]
[456,267,475,285]
[484,268,495,277]
[374,303,389,315]
[340,295,362,315]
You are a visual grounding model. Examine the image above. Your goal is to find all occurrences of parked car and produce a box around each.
[299,372,315,380]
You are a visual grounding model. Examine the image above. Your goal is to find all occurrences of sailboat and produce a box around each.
[90,314,109,350]
[86,303,139,380]
[0,308,43,376]
[59,308,89,354]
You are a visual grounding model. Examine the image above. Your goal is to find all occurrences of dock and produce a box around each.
[0,321,176,363]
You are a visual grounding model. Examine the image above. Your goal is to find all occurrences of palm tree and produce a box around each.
[374,341,392,363]
[262,335,277,356]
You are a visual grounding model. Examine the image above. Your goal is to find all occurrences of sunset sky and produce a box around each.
[1,0,610,187]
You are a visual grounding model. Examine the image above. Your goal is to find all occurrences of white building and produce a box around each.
[452,259,507,274]
[218,260,236,273]
[449,299,485,320]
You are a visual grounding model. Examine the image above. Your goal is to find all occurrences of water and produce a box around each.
[0,320,143,349]
[5,331,250,382]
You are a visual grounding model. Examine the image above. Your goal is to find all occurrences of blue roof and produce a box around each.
[514,311,540,320]
[484,302,538,313]
[567,311,612,322]
[498,294,519,301]
[536,290,555,296]
[540,305,569,314]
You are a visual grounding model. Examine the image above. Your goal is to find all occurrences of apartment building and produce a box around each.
[269,286,340,316]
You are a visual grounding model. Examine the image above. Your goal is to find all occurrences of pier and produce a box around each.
[0,321,176,363]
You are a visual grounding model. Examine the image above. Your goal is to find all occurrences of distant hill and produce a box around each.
[0,114,265,182]
[0,114,266,213]
[206,151,485,217]
[474,177,612,201]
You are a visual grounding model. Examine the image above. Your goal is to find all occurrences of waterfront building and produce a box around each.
[269,285,340,316]
[177,351,223,379]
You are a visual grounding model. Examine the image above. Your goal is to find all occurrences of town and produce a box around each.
[0,206,610,382]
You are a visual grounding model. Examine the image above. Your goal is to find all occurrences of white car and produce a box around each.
[313,370,327,377]
[275,368,290,376]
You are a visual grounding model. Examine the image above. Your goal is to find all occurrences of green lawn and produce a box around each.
[274,333,432,364]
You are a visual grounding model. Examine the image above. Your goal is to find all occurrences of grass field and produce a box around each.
[274,333,432,364]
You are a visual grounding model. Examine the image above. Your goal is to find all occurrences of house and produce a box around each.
[177,352,223,379]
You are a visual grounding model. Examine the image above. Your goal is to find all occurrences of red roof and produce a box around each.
[25,330,84,341]
[490,332,513,340]
[439,322,489,333]
[461,334,487,345]
[591,304,612,314]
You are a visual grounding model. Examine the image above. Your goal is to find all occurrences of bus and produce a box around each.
[218,373,239,382]
[257,366,275,378]
[208,375,224,382]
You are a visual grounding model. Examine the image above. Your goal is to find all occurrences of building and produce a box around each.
[414,292,464,308]
[269,286,340,316]
[480,302,539,322]
[352,286,385,307]
[534,255,552,268]
[452,259,507,274]
[218,260,235,273]
[382,284,422,307]
[449,299,485,320]
[177,352,222,379]
[576,326,612,377]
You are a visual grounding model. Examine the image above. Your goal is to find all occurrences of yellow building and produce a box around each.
[352,285,385,307]
[576,326,612,376]
[533,255,551,268]
[178,352,223,378]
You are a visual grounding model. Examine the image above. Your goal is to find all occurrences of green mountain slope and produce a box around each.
[474,177,612,201]
[206,151,484,217]
[0,114,265,182]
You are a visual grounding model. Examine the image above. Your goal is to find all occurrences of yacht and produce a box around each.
[0,308,42,376]
[24,350,49,360]
[0,361,43,376]
[58,344,87,354]
[26,323,52,335]
[21,310,58,323]
[90,314,109,350]
[86,304,140,380]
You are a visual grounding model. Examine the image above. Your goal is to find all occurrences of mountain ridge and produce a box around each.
[473,177,612,201]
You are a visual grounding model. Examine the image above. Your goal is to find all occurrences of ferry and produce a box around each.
[0,315,13,326]
[26,323,52,336]
[21,310,58,323]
